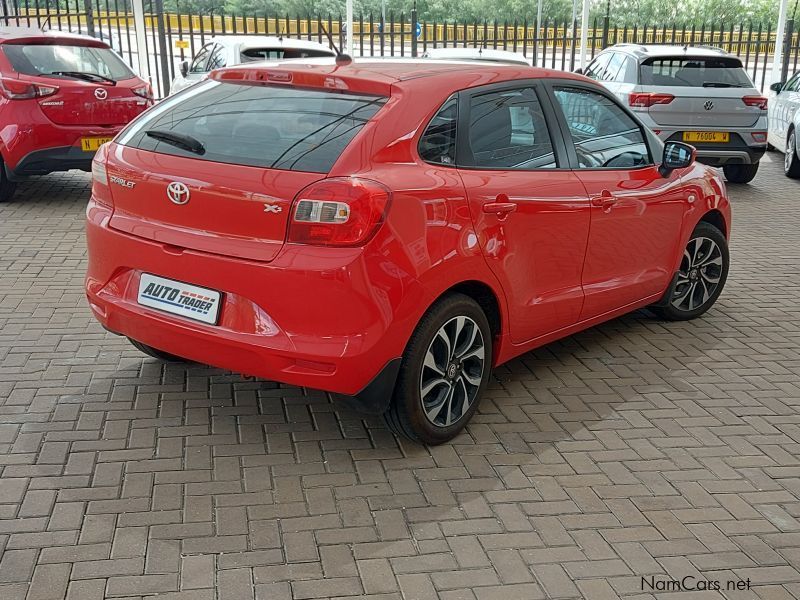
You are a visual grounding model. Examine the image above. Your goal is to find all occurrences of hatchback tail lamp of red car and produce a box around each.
[85,60,732,445]
[0,28,153,203]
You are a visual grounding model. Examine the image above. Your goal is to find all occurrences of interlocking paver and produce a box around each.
[1,157,800,599]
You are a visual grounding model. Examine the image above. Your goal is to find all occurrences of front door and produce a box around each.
[548,84,689,320]
[457,84,591,344]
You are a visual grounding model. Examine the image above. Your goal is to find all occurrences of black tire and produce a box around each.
[0,157,17,203]
[723,162,759,184]
[128,338,187,362]
[652,222,729,321]
[785,129,800,179]
[384,293,492,445]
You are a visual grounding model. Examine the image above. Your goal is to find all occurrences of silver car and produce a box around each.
[768,71,800,178]
[170,36,336,95]
[582,44,768,183]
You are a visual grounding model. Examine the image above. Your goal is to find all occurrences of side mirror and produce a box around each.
[180,60,189,78]
[574,67,584,75]
[770,81,784,93]
[660,141,695,177]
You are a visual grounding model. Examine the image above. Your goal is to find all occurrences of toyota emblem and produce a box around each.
[94,88,108,100]
[166,181,190,205]
[703,100,714,110]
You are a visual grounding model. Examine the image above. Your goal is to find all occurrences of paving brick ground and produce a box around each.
[1,154,800,600]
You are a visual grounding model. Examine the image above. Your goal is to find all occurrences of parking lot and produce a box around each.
[0,154,799,599]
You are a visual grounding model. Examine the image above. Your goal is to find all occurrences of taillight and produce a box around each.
[132,83,154,101]
[91,143,113,207]
[629,92,675,108]
[751,132,767,143]
[288,177,391,247]
[743,95,768,110]
[0,77,58,100]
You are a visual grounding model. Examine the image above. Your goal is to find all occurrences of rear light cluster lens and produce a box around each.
[751,132,768,143]
[91,143,113,207]
[629,92,675,108]
[742,95,768,110]
[132,84,154,101]
[0,77,58,100]
[288,177,391,247]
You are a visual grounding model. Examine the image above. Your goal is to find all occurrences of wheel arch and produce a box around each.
[699,208,728,238]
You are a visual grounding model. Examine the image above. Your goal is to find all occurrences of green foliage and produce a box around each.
[162,0,784,25]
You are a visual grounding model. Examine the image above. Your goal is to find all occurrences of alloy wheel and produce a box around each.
[419,316,485,428]
[671,236,724,312]
[787,132,796,173]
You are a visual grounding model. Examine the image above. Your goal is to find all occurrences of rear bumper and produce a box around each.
[84,199,410,401]
[661,132,765,165]
[7,145,95,179]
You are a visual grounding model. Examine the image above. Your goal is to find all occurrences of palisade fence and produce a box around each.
[2,0,799,98]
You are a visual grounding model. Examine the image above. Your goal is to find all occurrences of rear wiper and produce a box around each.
[702,82,742,88]
[49,71,117,85]
[145,129,206,155]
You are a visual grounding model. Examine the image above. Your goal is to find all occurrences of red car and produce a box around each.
[85,60,731,444]
[0,27,153,202]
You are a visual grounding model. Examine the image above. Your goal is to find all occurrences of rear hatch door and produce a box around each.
[107,78,387,262]
[2,38,146,126]
[640,55,762,128]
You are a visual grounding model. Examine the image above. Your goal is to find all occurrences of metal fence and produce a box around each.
[2,0,799,98]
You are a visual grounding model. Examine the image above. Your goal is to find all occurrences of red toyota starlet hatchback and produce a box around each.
[86,59,731,444]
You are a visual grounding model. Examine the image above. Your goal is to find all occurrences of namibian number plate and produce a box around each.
[683,131,729,143]
[81,136,114,152]
[137,273,221,325]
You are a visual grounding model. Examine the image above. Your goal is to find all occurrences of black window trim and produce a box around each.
[541,78,659,172]
[453,79,571,172]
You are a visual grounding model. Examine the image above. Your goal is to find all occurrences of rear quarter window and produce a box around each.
[118,80,386,173]
[640,56,754,88]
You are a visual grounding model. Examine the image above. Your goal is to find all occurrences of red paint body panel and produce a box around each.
[85,61,732,399]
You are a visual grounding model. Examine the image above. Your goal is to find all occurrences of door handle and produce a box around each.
[483,202,517,215]
[591,190,618,210]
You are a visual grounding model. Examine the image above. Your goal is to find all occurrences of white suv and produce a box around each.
[581,44,768,183]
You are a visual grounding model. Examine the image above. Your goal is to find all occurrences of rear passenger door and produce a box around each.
[456,83,592,344]
[545,82,689,320]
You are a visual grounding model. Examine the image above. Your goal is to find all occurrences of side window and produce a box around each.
[786,73,800,92]
[615,57,637,83]
[418,96,458,165]
[553,87,651,169]
[584,53,611,80]
[206,45,227,71]
[603,53,625,81]
[465,87,556,170]
[189,44,212,74]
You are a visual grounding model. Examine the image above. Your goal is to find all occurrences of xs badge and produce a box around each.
[263,203,282,214]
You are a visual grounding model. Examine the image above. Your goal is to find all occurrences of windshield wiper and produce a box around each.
[702,82,742,88]
[145,129,206,155]
[49,71,117,85]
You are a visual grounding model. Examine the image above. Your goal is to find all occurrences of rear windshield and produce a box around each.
[640,57,753,88]
[118,80,386,173]
[240,48,334,62]
[2,43,134,81]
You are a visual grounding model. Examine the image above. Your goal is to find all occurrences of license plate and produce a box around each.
[683,131,729,143]
[137,273,221,325]
[80,136,114,152]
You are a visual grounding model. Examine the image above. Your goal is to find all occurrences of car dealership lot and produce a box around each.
[1,156,799,598]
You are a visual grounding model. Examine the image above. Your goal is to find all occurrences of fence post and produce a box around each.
[602,15,609,49]
[154,0,171,96]
[782,19,795,84]
[83,0,95,36]
[411,4,418,57]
